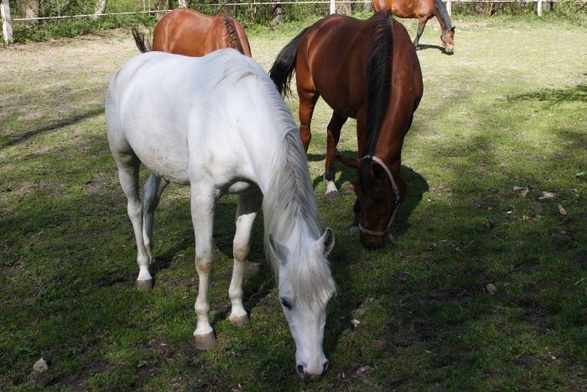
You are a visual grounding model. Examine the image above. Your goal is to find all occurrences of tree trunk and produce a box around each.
[338,1,352,15]
[1,0,14,45]
[18,0,38,19]
[272,2,283,29]
[94,0,108,17]
[363,0,372,12]
[178,0,188,8]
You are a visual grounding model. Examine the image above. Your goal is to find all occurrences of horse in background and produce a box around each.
[132,8,252,57]
[372,0,455,53]
[270,11,423,249]
[106,48,335,379]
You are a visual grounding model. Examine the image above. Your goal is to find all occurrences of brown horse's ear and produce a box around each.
[336,154,360,169]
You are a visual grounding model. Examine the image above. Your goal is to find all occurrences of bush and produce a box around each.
[4,0,586,43]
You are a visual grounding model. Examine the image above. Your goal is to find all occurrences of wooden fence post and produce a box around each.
[447,0,452,16]
[1,0,13,45]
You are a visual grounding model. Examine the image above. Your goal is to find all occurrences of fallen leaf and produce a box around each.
[485,283,497,294]
[513,186,529,198]
[33,358,48,373]
[538,191,556,201]
[558,204,567,215]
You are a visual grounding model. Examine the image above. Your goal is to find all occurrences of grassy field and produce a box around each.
[1,13,586,391]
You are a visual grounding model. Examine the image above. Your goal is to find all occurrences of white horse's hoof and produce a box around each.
[229,314,249,327]
[136,279,153,291]
[195,332,217,350]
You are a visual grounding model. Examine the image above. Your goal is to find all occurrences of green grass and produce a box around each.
[1,14,586,391]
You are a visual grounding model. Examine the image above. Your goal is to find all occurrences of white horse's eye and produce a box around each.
[280,298,293,310]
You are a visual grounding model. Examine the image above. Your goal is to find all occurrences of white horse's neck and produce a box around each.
[262,131,322,247]
[261,131,336,308]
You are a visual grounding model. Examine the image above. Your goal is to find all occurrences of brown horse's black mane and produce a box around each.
[434,0,453,30]
[221,14,245,55]
[361,10,394,189]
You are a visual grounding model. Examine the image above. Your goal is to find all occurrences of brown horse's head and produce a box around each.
[441,27,455,54]
[340,154,405,250]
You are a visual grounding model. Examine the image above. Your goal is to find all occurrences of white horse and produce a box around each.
[105,49,336,379]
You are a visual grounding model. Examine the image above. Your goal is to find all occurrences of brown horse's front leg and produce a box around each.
[324,113,347,198]
[414,17,427,47]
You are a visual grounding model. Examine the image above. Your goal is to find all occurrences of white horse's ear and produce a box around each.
[269,234,289,264]
[318,228,335,256]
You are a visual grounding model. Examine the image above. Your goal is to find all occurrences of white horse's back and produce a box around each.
[106,49,293,187]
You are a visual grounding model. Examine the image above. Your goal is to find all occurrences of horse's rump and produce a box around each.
[151,8,252,57]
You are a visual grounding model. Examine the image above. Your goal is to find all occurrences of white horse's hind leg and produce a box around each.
[229,190,262,327]
[142,173,169,259]
[115,155,153,290]
[191,186,218,349]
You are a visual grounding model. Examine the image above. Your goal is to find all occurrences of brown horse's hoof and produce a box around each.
[325,190,339,200]
[136,279,153,291]
[229,314,249,327]
[195,332,217,350]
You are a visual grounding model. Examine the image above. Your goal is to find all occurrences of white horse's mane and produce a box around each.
[261,85,336,307]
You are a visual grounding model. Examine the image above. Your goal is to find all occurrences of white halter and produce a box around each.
[357,155,401,241]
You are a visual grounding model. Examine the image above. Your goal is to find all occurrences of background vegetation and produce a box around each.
[1,4,586,392]
[3,0,587,43]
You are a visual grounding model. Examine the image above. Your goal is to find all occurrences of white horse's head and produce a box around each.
[269,228,336,380]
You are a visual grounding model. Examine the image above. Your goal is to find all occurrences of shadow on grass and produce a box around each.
[144,192,274,322]
[417,43,453,55]
[507,82,587,103]
[0,107,105,151]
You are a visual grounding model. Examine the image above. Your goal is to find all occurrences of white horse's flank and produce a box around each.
[105,49,336,379]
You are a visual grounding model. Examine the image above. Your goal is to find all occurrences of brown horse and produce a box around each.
[372,0,455,53]
[132,8,252,57]
[270,11,423,249]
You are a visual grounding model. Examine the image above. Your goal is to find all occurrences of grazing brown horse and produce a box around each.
[372,0,455,53]
[132,8,252,57]
[270,11,423,249]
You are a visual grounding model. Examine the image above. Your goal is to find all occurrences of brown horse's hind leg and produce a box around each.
[298,88,320,152]
[324,113,347,198]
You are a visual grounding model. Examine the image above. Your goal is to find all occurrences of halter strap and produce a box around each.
[358,155,401,240]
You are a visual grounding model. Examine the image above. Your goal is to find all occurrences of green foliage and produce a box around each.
[5,0,586,42]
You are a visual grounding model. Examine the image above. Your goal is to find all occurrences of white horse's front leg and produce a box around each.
[191,187,218,349]
[229,190,262,326]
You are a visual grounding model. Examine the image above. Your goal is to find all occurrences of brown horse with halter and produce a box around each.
[372,0,455,53]
[132,8,252,57]
[270,11,423,249]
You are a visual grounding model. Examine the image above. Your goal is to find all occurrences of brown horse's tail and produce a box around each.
[269,27,310,96]
[132,27,152,53]
[362,11,394,180]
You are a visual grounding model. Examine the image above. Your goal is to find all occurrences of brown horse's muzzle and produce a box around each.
[360,233,385,250]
